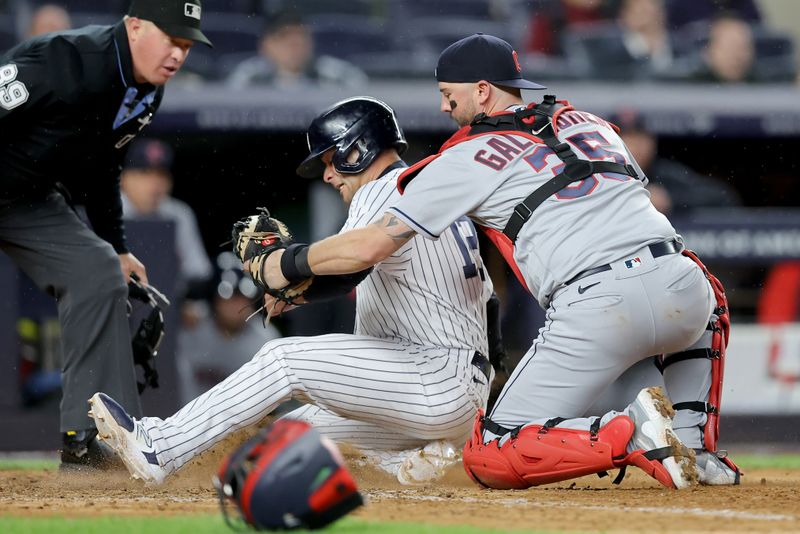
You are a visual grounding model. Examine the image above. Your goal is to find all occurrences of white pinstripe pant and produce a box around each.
[140,334,489,474]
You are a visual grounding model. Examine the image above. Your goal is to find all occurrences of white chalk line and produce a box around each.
[365,490,795,522]
[0,496,210,505]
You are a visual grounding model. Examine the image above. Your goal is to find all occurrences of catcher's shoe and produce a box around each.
[695,450,741,485]
[88,392,167,484]
[396,440,459,485]
[626,387,698,489]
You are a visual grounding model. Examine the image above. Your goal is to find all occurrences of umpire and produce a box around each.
[0,0,211,470]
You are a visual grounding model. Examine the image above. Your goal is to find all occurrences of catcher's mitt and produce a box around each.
[232,207,312,304]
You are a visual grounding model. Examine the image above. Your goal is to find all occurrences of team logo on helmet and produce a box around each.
[512,50,522,73]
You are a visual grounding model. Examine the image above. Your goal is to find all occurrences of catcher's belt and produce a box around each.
[563,237,684,286]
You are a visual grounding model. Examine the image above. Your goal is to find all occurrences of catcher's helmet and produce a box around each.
[296,96,408,178]
[214,420,363,530]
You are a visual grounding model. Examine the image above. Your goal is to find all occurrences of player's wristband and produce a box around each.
[280,243,314,282]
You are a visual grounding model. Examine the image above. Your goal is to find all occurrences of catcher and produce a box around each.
[88,97,504,484]
[249,35,740,489]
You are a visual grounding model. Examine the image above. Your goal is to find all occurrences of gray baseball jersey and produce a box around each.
[388,107,716,447]
[137,168,495,475]
[389,110,676,307]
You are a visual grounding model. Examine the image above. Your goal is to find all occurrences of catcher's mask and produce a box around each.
[127,274,170,394]
[296,96,408,178]
[213,420,363,530]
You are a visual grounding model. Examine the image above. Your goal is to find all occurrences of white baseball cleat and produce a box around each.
[88,392,167,484]
[695,450,740,485]
[396,440,459,485]
[626,387,698,489]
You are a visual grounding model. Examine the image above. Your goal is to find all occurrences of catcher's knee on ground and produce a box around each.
[462,411,673,489]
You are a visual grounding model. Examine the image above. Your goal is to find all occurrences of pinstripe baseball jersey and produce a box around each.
[131,165,496,480]
[388,110,676,306]
[343,168,492,354]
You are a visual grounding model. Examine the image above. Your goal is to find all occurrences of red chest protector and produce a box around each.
[397,95,638,291]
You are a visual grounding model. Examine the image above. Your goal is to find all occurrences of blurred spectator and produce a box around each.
[121,139,213,319]
[616,110,741,216]
[176,252,281,403]
[526,0,612,57]
[615,0,674,76]
[561,0,679,80]
[666,0,760,31]
[26,4,71,38]
[226,10,367,89]
[688,13,756,83]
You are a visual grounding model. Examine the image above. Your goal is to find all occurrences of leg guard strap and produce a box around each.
[481,416,566,440]
[605,446,674,485]
[672,401,718,415]
[657,348,713,372]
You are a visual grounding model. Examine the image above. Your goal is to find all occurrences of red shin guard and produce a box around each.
[680,250,740,476]
[463,411,676,489]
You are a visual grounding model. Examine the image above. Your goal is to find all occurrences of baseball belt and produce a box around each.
[564,237,684,287]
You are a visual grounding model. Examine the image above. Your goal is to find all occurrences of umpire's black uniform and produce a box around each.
[0,22,161,445]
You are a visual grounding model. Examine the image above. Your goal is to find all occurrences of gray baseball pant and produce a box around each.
[488,248,714,436]
[0,193,141,432]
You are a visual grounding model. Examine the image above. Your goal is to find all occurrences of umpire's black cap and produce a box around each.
[128,0,213,47]
[436,33,545,90]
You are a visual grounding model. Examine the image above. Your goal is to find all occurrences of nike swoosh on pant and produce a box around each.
[578,281,601,294]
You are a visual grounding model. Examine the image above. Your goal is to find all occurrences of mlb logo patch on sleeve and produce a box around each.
[624,257,642,269]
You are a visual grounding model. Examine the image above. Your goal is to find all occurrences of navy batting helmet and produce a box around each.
[214,420,363,530]
[296,96,408,178]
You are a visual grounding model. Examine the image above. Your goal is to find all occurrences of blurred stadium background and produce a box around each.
[1,0,799,452]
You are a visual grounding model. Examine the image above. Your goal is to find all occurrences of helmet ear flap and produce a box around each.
[297,96,408,179]
[332,136,371,174]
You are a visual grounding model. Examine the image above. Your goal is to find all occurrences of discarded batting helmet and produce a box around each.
[213,420,363,530]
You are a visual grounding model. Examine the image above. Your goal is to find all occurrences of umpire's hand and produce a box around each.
[118,252,148,285]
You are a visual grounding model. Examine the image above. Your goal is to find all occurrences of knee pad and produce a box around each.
[463,411,638,489]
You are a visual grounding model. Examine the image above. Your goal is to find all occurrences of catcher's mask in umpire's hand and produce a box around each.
[128,274,170,394]
[213,420,363,530]
[296,96,407,178]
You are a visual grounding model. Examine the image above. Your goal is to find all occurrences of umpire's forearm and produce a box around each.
[308,225,398,275]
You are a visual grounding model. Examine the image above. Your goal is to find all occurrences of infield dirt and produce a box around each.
[1,441,798,533]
